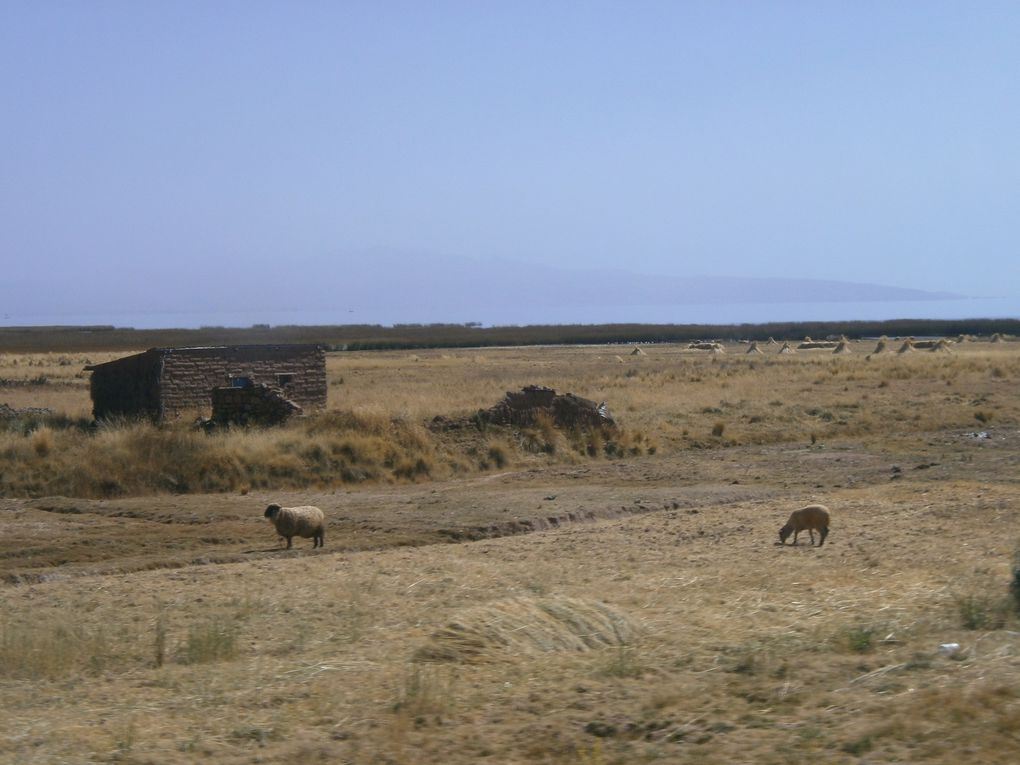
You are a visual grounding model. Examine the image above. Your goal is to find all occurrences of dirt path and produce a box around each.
[3,426,1016,583]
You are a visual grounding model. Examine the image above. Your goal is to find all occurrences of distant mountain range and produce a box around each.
[322,253,962,315]
[6,251,964,326]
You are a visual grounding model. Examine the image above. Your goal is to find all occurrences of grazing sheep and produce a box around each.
[778,504,830,547]
[264,503,325,549]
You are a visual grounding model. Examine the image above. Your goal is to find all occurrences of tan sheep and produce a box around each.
[264,503,325,549]
[778,504,830,547]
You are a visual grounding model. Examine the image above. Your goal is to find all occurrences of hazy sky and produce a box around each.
[3,2,1019,325]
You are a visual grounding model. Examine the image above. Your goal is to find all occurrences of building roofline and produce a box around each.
[83,343,323,372]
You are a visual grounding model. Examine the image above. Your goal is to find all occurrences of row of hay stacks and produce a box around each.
[772,340,850,355]
[622,333,1004,360]
[870,336,954,355]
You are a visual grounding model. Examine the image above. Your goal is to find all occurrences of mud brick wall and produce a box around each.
[159,345,326,417]
[89,348,163,420]
[87,344,326,421]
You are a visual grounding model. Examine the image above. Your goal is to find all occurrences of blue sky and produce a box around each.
[2,2,1019,326]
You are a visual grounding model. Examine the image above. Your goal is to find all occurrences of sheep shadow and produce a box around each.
[244,546,298,554]
[243,546,330,554]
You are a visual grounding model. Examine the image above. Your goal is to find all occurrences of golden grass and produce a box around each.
[3,341,1020,498]
[1,340,1020,763]
[414,596,637,663]
[2,481,1020,763]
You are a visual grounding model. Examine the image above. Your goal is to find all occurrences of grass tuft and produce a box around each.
[955,593,1009,631]
[0,616,118,679]
[392,663,459,722]
[178,616,239,665]
[415,596,637,663]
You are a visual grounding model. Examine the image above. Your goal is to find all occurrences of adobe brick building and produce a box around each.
[85,344,326,421]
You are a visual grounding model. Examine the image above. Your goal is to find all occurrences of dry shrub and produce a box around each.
[414,596,637,663]
[304,406,391,437]
[585,427,606,457]
[955,593,1009,631]
[0,409,451,496]
[30,426,54,456]
[520,413,561,455]
[534,411,559,451]
[485,441,510,468]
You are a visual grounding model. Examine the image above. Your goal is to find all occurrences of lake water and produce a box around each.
[3,296,1018,330]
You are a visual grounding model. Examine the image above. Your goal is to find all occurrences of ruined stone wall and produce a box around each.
[480,385,615,428]
[211,383,302,426]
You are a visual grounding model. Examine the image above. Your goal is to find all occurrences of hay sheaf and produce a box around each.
[414,596,637,663]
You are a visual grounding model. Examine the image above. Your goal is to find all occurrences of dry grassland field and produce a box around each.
[2,337,1020,764]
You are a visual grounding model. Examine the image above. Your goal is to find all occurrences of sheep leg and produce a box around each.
[818,527,828,546]
[286,536,293,549]
[791,530,799,545]
[808,529,816,545]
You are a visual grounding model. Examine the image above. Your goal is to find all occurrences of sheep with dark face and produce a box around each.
[778,504,830,547]
[264,504,325,549]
